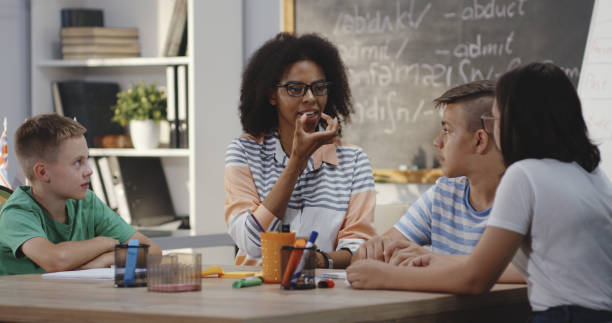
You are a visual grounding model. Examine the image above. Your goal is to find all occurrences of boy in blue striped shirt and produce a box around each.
[353,80,522,282]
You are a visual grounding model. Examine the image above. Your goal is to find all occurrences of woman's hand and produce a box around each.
[346,259,394,290]
[290,112,338,171]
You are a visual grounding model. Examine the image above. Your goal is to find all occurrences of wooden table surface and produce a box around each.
[0,268,529,323]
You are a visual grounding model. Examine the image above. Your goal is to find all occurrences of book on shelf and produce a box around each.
[62,36,139,46]
[177,22,187,56]
[61,27,140,59]
[177,65,188,148]
[51,82,64,116]
[62,44,139,55]
[95,134,132,149]
[53,81,125,148]
[61,27,138,38]
[97,157,118,212]
[116,157,178,227]
[61,8,104,28]
[166,66,179,148]
[88,157,107,205]
[108,156,132,225]
[62,53,140,59]
[163,0,187,57]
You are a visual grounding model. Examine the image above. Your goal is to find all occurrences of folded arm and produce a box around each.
[21,236,119,273]
[75,231,161,270]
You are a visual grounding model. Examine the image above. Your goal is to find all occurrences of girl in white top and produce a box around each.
[347,62,612,322]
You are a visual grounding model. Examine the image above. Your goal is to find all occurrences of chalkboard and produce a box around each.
[295,0,595,169]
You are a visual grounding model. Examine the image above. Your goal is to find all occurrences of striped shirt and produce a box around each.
[394,176,490,254]
[224,132,376,265]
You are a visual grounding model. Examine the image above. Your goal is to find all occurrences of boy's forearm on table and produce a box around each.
[22,236,116,272]
[77,251,115,270]
[52,237,117,269]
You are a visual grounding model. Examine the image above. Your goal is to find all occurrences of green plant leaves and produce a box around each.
[111,81,167,126]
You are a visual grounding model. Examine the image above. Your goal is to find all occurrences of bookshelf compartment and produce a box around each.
[38,56,191,68]
[89,148,189,157]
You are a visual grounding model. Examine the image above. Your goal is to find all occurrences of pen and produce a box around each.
[290,231,318,285]
[249,211,265,232]
[232,276,263,288]
[281,238,306,287]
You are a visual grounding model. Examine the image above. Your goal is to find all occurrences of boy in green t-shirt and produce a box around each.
[0,114,161,275]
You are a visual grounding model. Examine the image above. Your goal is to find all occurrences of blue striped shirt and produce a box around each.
[394,176,490,254]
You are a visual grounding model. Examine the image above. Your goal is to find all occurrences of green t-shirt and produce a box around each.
[0,186,136,275]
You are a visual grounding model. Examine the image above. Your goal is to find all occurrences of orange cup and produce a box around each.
[260,232,296,283]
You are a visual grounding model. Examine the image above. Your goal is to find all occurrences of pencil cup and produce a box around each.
[146,253,202,293]
[261,232,296,283]
[114,243,149,287]
[280,245,316,290]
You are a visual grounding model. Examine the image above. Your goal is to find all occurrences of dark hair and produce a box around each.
[496,62,600,172]
[15,113,86,180]
[239,32,352,136]
[433,80,496,132]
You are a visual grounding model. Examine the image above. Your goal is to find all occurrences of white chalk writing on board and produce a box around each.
[296,0,592,169]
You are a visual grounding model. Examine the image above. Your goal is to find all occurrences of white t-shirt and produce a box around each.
[487,159,612,312]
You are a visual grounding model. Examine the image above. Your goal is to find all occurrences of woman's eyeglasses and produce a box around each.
[480,115,499,133]
[276,81,330,97]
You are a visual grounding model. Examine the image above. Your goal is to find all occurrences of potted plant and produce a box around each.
[111,81,167,149]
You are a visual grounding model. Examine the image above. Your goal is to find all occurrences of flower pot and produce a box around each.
[129,120,160,150]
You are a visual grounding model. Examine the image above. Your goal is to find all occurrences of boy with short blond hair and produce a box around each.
[0,113,161,275]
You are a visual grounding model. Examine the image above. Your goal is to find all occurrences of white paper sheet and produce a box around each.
[42,268,114,280]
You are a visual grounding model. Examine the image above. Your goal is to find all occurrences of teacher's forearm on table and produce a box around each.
[262,158,304,220]
[316,249,353,269]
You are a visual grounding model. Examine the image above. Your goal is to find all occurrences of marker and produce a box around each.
[290,231,318,286]
[317,279,335,288]
[123,239,140,286]
[281,238,306,287]
[232,276,263,288]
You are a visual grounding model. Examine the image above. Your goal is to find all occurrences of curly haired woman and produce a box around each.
[224,33,376,269]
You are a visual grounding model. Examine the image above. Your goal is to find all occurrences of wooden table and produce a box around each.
[0,269,529,323]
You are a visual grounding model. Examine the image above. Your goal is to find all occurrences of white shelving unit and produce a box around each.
[88,148,190,157]
[37,56,191,68]
[30,0,244,263]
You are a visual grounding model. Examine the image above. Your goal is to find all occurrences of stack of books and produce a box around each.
[61,27,140,59]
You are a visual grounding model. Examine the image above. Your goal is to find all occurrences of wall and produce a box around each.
[0,0,30,187]
[243,0,282,64]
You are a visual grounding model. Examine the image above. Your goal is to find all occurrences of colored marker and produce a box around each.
[232,276,263,288]
[281,238,306,287]
[290,231,318,285]
[317,279,335,288]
